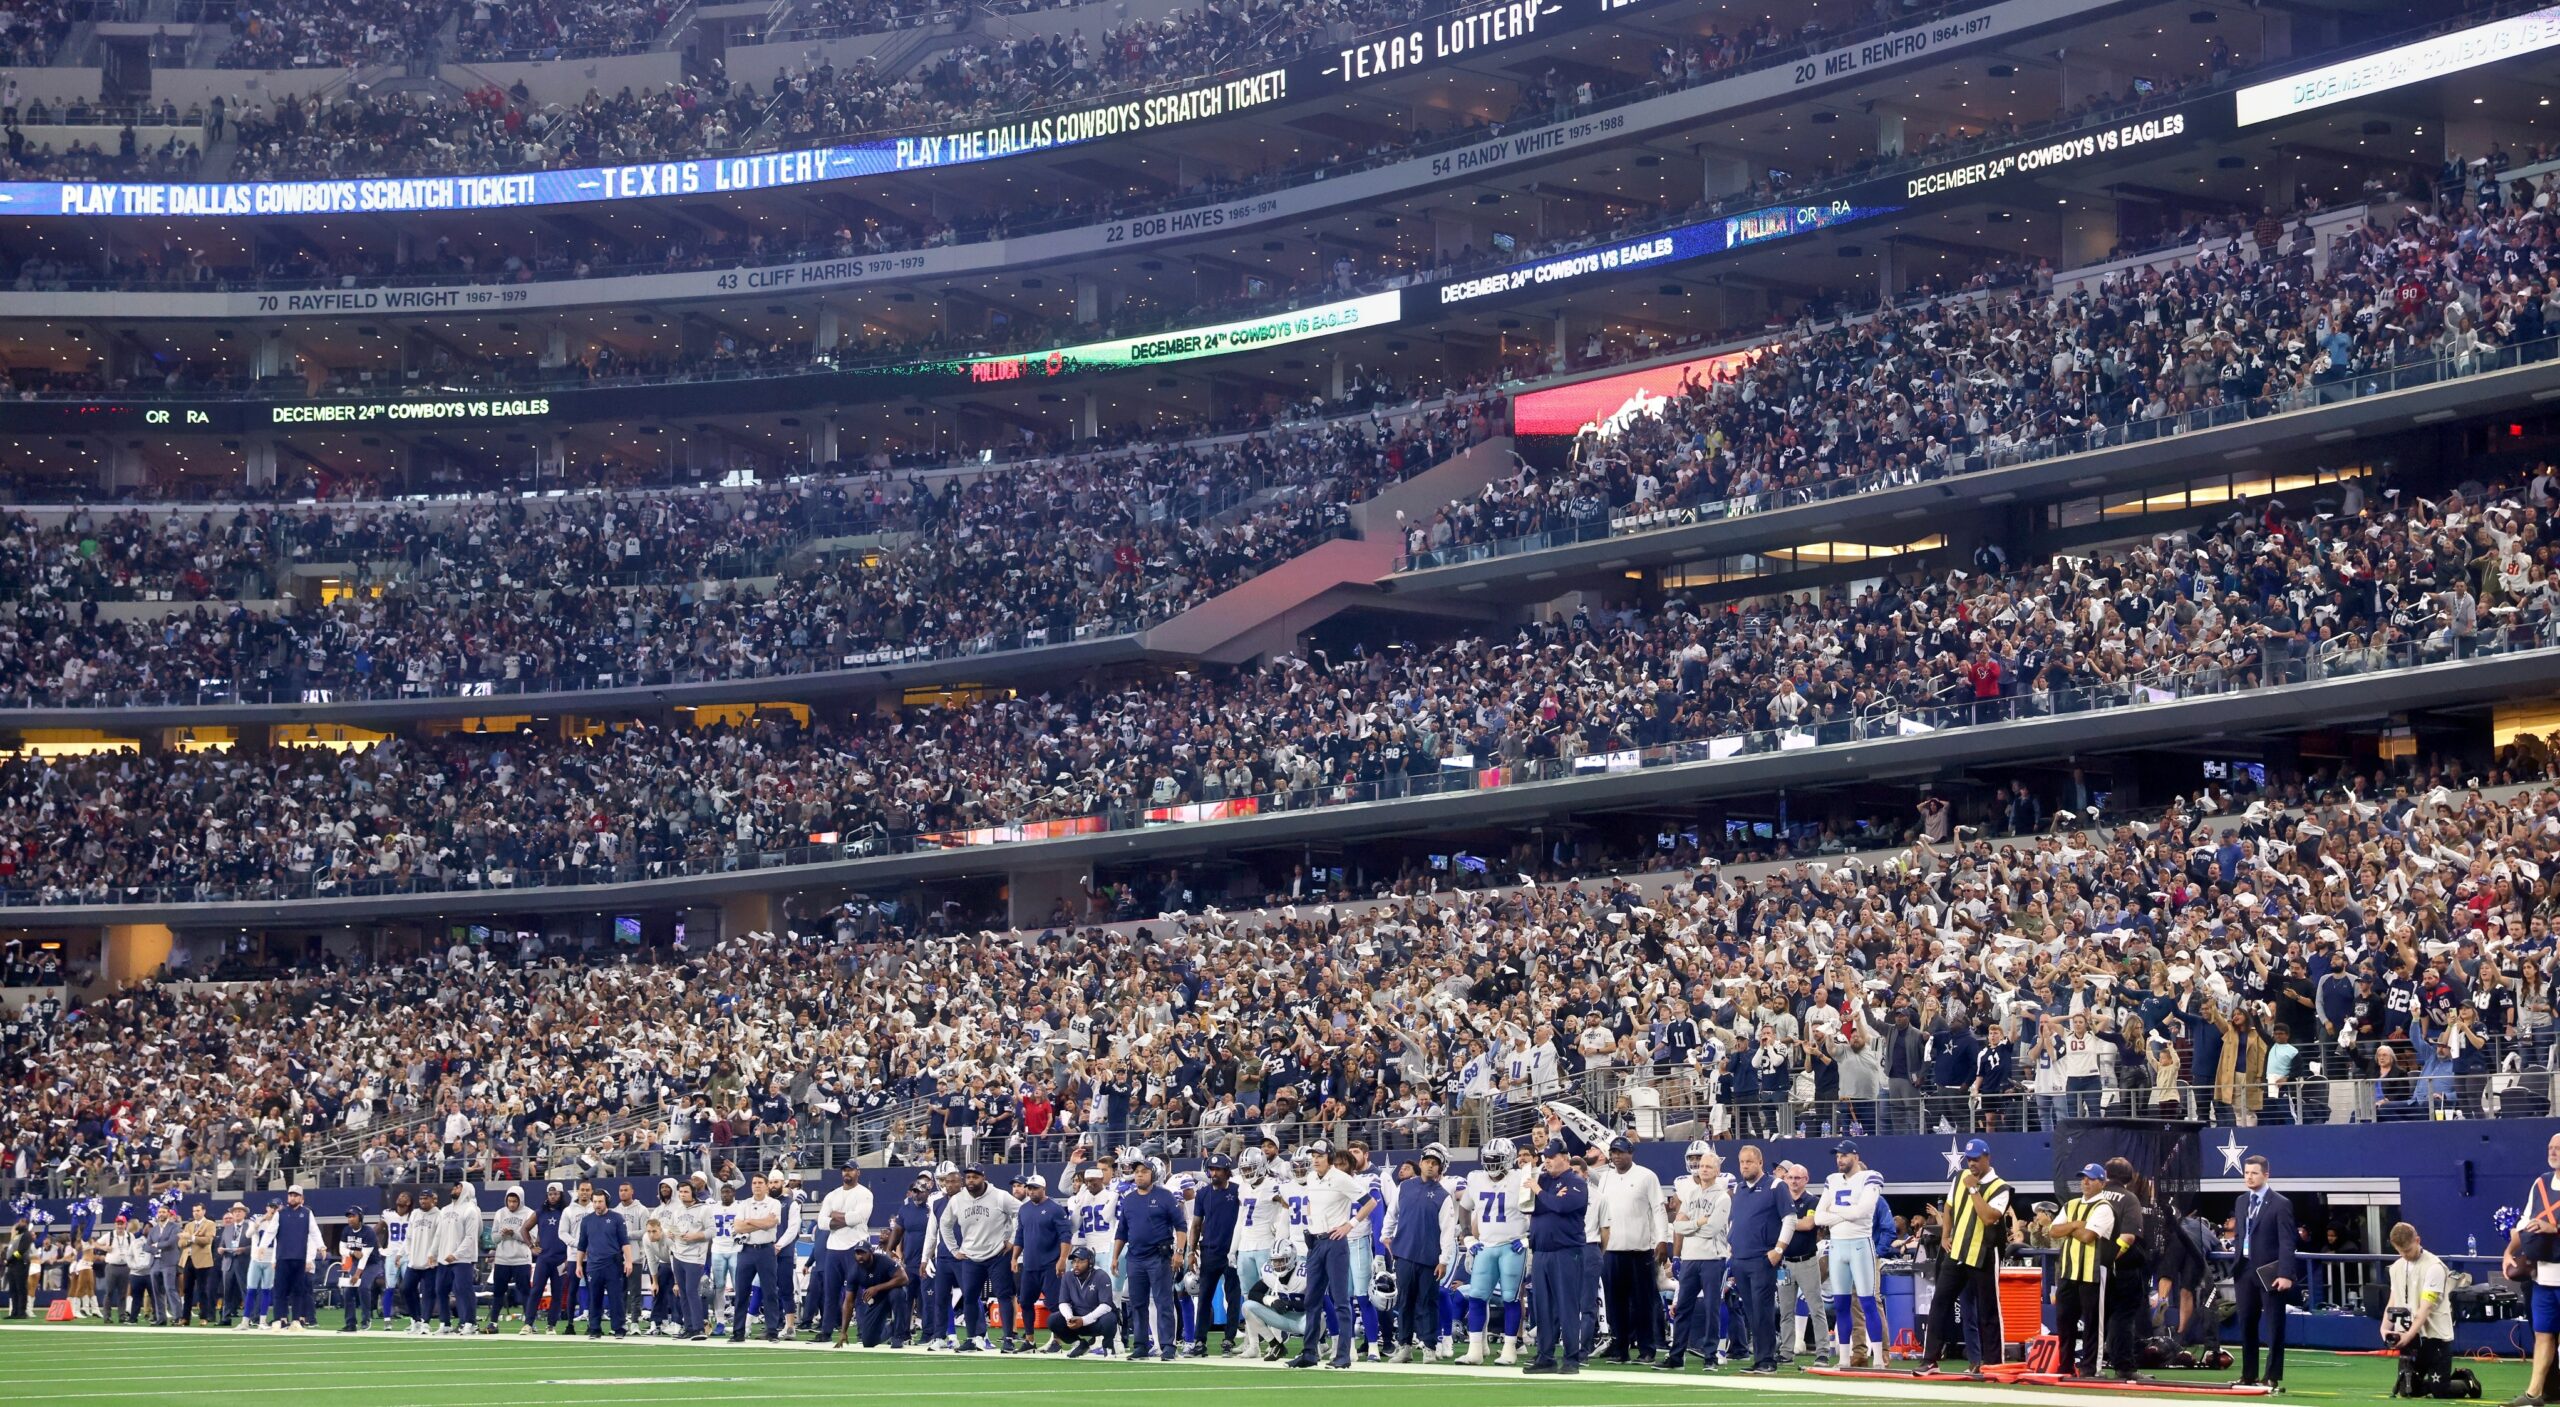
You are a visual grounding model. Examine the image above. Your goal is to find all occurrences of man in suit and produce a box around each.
[178,1204,216,1324]
[2234,1153,2300,1389]
[146,1206,183,1324]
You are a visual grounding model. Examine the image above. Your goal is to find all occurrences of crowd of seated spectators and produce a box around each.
[219,0,441,69]
[454,0,680,61]
[1401,189,2558,566]
[0,408,1492,701]
[0,0,81,67]
[6,729,2559,1197]
[0,470,2553,909]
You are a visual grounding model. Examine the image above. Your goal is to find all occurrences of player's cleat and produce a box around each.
[1497,1336,1520,1366]
[1457,1331,1488,1365]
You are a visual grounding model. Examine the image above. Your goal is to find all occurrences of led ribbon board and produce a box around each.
[0,293,1404,433]
[1433,106,2204,310]
[2235,4,2560,126]
[0,0,1680,217]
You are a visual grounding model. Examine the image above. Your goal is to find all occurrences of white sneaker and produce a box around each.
[1388,1346,1412,1364]
[1497,1337,1520,1367]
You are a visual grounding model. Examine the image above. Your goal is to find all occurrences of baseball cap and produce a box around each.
[1025,1173,1047,1190]
[962,1164,985,1177]
[1832,1140,1859,1156]
[545,1181,564,1193]
[1069,1244,1095,1262]
[1542,1140,1570,1158]
[1607,1136,1633,1154]
[1205,1154,1232,1171]
[286,1184,307,1194]
[1960,1137,1991,1159]
[1081,1165,1107,1180]
[2080,1162,2108,1181]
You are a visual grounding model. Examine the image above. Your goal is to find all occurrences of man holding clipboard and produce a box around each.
[2234,1154,2299,1391]
[2500,1131,2560,1407]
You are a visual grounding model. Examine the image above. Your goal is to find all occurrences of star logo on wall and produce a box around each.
[2218,1131,2249,1174]
[1943,1140,1966,1177]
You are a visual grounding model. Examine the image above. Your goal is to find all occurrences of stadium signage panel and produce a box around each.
[2234,3,2560,126]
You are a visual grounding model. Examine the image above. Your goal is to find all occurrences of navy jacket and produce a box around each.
[893,1199,931,1264]
[1727,1173,1790,1260]
[1017,1198,1071,1268]
[579,1205,630,1267]
[1118,1185,1183,1259]
[1056,1265,1116,1319]
[1529,1169,1588,1253]
[1388,1175,1449,1265]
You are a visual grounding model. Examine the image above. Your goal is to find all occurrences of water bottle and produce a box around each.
[2468,1234,2479,1259]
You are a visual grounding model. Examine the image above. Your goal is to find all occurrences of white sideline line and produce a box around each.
[0,1322,2304,1405]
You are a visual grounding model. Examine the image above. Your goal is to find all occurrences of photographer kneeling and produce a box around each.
[2386,1222,2475,1399]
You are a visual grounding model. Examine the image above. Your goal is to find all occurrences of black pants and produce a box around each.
[3,1257,26,1317]
[2054,1278,2102,1376]
[489,1264,532,1324]
[1923,1258,2000,1368]
[2104,1259,2146,1379]
[2237,1270,2287,1384]
[1197,1249,1240,1345]
[1601,1250,1657,1358]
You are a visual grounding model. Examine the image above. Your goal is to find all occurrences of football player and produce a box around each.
[1456,1136,1534,1364]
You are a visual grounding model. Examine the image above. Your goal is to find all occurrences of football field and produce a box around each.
[0,1321,2502,1407]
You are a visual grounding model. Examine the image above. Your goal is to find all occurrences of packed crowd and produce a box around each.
[1401,192,2559,565]
[0,408,1490,703]
[1,468,2554,907]
[0,483,838,603]
[5,732,2556,1217]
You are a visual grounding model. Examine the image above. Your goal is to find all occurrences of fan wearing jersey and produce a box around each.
[1815,1140,1889,1366]
[1457,1136,1534,1364]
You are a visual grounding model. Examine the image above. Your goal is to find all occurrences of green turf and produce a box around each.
[0,1316,2516,1407]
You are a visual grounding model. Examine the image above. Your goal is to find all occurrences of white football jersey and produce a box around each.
[1464,1165,1534,1244]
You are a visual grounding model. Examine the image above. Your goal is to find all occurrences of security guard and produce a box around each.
[1921,1137,2010,1375]
[1524,1139,1590,1375]
[2049,1163,2110,1378]
[2096,1158,2147,1380]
